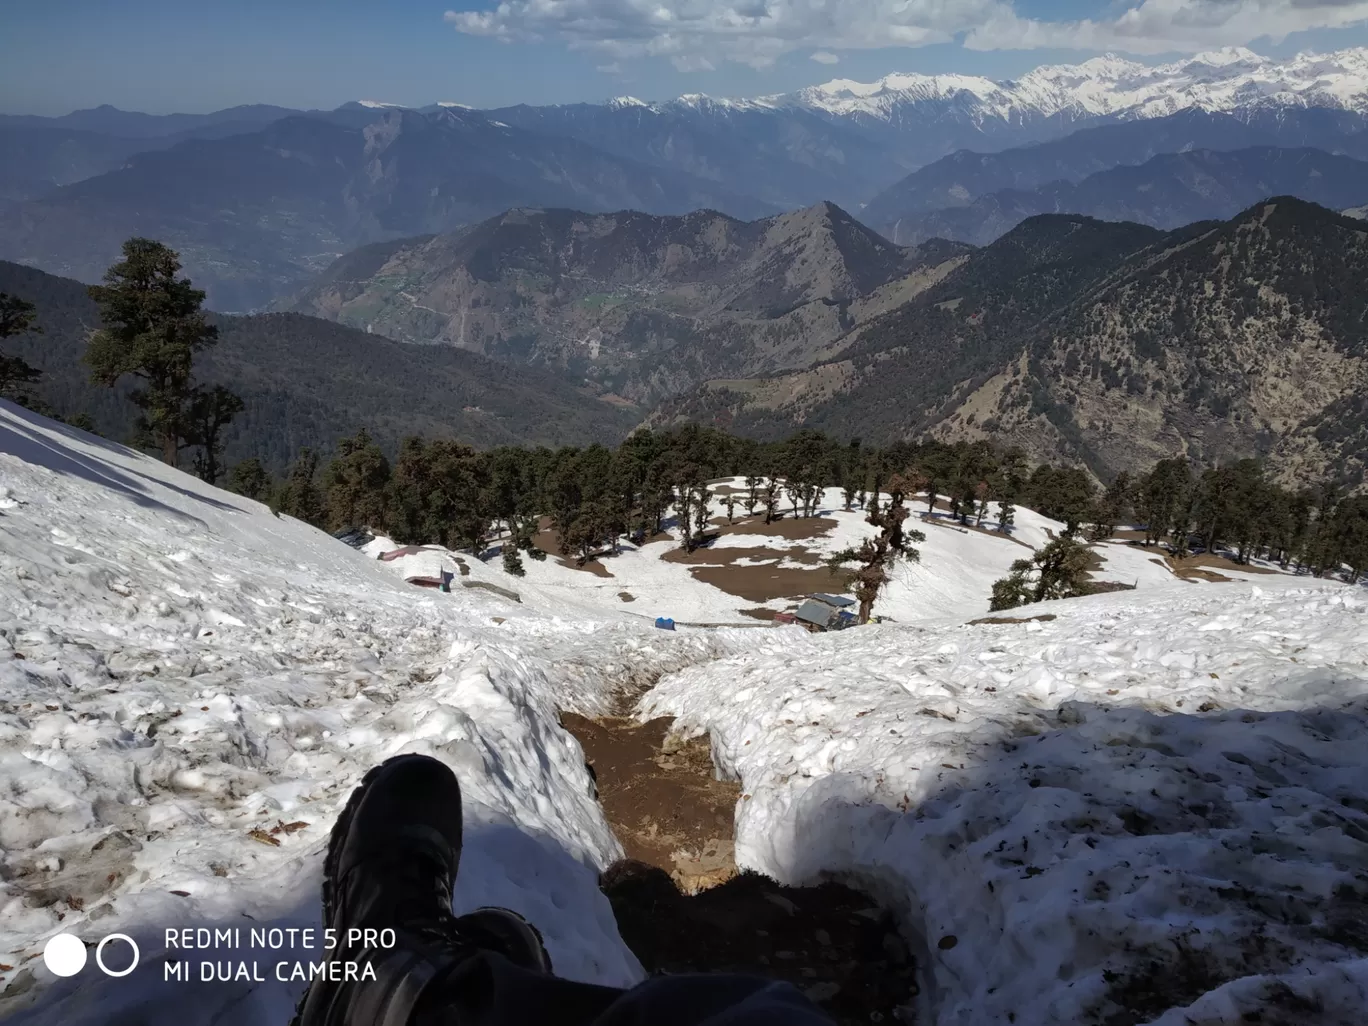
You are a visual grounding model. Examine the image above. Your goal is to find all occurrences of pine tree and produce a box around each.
[85,239,225,465]
[502,545,526,577]
[185,385,244,484]
[692,482,712,543]
[279,448,326,525]
[997,499,1016,533]
[0,292,42,404]
[989,536,1092,611]
[323,429,390,530]
[672,471,699,552]
[227,458,270,503]
[744,474,762,515]
[763,475,781,524]
[827,473,925,624]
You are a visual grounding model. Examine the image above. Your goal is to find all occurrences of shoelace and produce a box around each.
[339,854,471,959]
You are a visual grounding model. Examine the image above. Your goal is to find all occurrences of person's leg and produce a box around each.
[415,953,834,1026]
[292,753,834,1026]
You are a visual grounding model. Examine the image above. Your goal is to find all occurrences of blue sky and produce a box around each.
[3,0,1367,115]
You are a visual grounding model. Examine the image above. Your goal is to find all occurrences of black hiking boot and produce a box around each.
[291,754,551,1026]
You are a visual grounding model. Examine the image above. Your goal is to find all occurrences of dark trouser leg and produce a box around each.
[416,953,836,1026]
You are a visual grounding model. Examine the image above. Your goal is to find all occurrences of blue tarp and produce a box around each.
[655,617,676,631]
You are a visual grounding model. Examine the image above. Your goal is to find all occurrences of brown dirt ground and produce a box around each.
[532,519,617,577]
[1167,553,1280,578]
[659,517,851,604]
[618,591,636,602]
[562,714,739,884]
[968,613,1058,625]
[717,515,840,541]
[562,712,919,1025]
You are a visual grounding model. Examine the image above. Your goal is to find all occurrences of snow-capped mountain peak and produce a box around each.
[782,46,1368,122]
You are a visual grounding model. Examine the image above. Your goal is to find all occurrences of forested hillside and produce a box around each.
[656,199,1368,488]
[0,261,636,470]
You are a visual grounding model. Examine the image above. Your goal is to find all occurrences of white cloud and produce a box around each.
[443,1,1002,68]
[672,54,717,72]
[968,0,1368,55]
[443,0,1368,66]
[596,61,624,74]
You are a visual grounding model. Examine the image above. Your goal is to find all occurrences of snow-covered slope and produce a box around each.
[0,401,750,1022]
[643,579,1368,1024]
[780,47,1368,122]
[5,398,1368,1025]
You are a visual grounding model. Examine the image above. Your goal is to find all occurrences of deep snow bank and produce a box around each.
[0,402,750,1022]
[642,580,1368,1024]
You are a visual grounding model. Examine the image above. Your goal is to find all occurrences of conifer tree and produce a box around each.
[997,498,1016,533]
[186,385,245,485]
[0,293,42,404]
[989,536,1092,611]
[827,473,925,625]
[85,239,229,465]
[227,458,270,503]
[763,475,781,524]
[323,429,390,530]
[278,448,325,525]
[744,474,762,515]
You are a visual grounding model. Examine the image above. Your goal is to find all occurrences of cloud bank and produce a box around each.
[444,0,1368,66]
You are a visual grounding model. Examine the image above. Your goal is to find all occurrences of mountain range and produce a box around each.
[0,109,776,311]
[653,198,1368,486]
[3,47,1368,312]
[7,194,1366,486]
[282,202,968,407]
[873,146,1368,246]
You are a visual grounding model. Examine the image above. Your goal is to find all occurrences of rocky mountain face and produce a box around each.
[0,108,777,311]
[876,146,1368,246]
[284,202,967,407]
[654,199,1368,486]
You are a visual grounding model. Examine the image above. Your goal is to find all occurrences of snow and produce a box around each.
[783,46,1368,122]
[5,402,1368,1024]
[642,580,1368,1025]
[0,402,743,1022]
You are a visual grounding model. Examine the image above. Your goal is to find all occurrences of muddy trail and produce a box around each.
[561,710,919,1025]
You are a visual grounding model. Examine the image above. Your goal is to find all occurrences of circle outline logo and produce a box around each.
[95,934,140,977]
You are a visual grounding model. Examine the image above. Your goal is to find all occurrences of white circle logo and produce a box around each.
[95,934,140,977]
[42,933,88,977]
